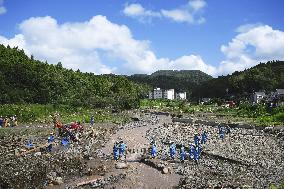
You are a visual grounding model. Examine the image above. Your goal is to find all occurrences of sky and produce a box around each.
[0,0,284,77]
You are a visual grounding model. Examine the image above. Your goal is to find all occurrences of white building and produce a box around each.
[176,92,187,100]
[164,89,175,100]
[253,92,266,103]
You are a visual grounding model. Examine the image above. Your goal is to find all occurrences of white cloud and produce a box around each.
[218,24,284,75]
[0,0,6,15]
[188,0,207,11]
[161,9,193,23]
[1,16,283,77]
[0,16,215,75]
[123,3,160,18]
[123,0,206,24]
[0,6,6,14]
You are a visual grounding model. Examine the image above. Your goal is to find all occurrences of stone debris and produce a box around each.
[146,122,284,188]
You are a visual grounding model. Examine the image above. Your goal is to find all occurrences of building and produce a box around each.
[149,88,163,99]
[149,88,186,100]
[253,92,266,103]
[164,89,175,100]
[176,92,187,100]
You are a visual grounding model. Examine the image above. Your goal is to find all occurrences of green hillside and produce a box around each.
[193,60,284,99]
[0,45,149,108]
[128,70,213,94]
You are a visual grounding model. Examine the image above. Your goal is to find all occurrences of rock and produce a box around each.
[52,177,63,185]
[162,167,169,174]
[34,152,41,156]
[115,162,128,169]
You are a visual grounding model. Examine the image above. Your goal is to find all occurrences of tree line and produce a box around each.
[0,45,149,109]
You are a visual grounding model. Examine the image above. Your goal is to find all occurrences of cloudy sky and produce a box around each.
[0,0,284,76]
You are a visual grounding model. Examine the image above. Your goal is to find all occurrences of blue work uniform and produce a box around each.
[0,118,3,127]
[90,116,94,126]
[219,126,225,140]
[194,145,200,161]
[194,134,200,146]
[113,144,119,160]
[61,137,69,146]
[169,144,176,159]
[201,132,207,144]
[180,146,186,162]
[26,140,33,149]
[119,143,126,157]
[46,135,54,152]
[189,144,195,159]
[151,144,157,158]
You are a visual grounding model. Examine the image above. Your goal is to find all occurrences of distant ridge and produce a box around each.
[128,70,213,93]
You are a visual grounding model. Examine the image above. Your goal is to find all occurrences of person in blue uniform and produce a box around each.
[189,144,195,160]
[61,137,69,147]
[90,115,94,126]
[119,141,127,159]
[169,142,176,160]
[219,125,225,140]
[194,133,200,146]
[201,131,207,144]
[180,144,186,163]
[150,141,157,159]
[46,133,54,152]
[113,142,119,161]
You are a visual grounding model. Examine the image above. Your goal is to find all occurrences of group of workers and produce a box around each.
[112,131,208,163]
[0,115,18,128]
[167,130,207,163]
[113,140,127,161]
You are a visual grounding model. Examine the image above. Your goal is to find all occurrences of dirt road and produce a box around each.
[101,115,181,189]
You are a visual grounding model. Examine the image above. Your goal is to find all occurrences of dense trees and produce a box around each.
[0,45,149,108]
[192,61,284,100]
[128,70,213,96]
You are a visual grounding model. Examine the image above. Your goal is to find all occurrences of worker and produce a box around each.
[26,140,33,149]
[180,144,186,163]
[150,141,157,159]
[11,115,17,127]
[4,116,9,128]
[219,125,225,140]
[90,115,94,126]
[119,140,127,159]
[201,131,207,144]
[189,144,195,160]
[61,137,69,147]
[0,116,3,128]
[113,142,120,161]
[194,145,200,163]
[194,133,200,146]
[169,142,176,160]
[46,133,54,152]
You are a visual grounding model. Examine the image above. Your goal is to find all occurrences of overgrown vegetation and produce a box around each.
[193,60,284,100]
[0,45,149,109]
[0,104,130,124]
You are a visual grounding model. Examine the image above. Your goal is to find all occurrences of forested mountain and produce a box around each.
[193,61,284,99]
[0,45,149,108]
[128,70,213,93]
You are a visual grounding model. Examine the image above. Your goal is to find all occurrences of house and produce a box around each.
[176,92,187,100]
[253,92,266,103]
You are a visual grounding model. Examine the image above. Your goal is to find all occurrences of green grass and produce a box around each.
[0,104,130,124]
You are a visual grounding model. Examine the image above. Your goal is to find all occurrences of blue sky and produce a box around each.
[0,0,284,76]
